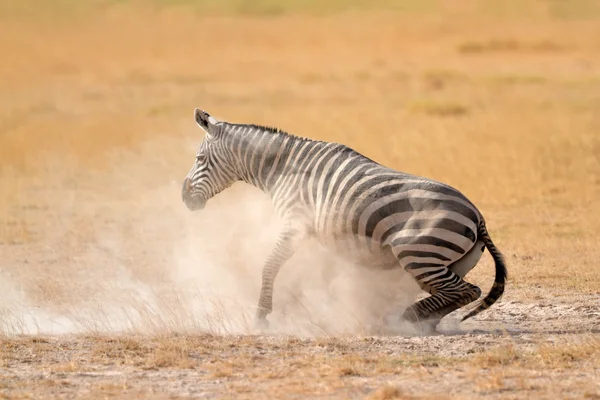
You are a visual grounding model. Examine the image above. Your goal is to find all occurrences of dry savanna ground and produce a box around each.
[1,0,599,398]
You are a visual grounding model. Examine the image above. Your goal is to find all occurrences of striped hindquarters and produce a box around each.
[304,149,481,263]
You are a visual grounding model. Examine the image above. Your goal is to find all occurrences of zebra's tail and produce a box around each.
[461,220,508,322]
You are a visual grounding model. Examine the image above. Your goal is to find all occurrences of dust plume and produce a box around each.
[0,134,423,337]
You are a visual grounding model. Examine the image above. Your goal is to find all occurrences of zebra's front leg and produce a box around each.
[255,227,304,329]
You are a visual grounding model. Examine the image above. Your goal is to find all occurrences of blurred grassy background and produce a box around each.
[1,0,599,298]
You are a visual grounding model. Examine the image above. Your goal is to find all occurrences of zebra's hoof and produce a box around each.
[414,319,440,335]
[255,317,269,331]
[401,310,440,335]
[401,317,439,336]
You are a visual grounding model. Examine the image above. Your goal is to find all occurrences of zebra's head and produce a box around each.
[182,108,238,211]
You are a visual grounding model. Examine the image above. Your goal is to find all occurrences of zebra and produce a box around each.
[182,108,507,331]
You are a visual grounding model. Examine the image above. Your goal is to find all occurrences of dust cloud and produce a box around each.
[0,135,423,337]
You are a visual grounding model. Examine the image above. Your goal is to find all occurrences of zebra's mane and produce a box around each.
[232,123,317,142]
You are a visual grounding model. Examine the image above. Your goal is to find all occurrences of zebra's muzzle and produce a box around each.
[182,179,206,211]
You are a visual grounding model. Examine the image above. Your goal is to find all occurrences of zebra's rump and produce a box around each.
[313,164,481,266]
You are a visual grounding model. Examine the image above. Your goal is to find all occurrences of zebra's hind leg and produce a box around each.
[401,264,482,331]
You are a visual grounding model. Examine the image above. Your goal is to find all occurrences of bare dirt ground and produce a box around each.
[1,1,600,398]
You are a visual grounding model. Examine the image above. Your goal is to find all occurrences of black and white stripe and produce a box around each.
[182,108,507,330]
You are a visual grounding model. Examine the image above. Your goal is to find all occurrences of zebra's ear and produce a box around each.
[194,108,221,137]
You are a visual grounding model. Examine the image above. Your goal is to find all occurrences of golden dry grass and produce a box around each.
[1,333,599,398]
[1,0,600,398]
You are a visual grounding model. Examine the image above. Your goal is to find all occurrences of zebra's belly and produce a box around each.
[316,234,398,269]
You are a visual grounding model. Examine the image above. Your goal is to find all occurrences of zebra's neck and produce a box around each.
[223,123,317,195]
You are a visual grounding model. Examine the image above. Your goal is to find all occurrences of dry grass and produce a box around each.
[1,334,598,398]
[1,0,600,398]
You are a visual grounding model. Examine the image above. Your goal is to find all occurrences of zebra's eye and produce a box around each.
[196,155,206,163]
